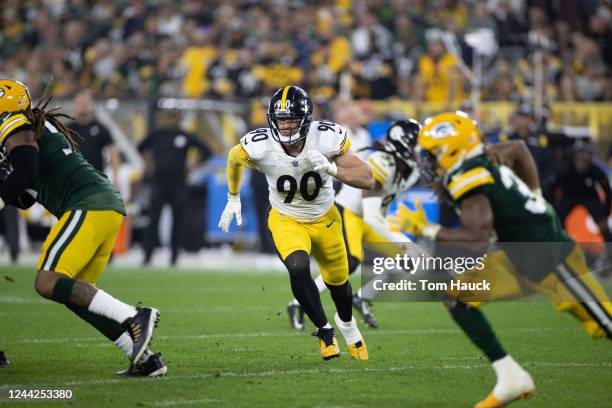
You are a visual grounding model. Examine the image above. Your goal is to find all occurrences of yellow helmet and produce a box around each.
[418,111,482,173]
[0,79,31,114]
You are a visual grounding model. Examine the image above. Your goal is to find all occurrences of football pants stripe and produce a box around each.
[43,210,85,271]
[556,262,612,336]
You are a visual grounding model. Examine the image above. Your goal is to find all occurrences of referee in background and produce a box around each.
[68,89,121,180]
[138,110,211,266]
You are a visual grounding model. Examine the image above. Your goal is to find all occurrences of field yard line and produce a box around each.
[6,327,578,345]
[154,398,223,406]
[1,361,610,392]
[0,366,414,390]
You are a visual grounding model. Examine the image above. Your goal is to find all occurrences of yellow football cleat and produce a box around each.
[313,328,340,360]
[347,339,368,361]
[474,390,534,408]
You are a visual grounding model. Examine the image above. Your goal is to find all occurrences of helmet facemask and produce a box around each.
[268,111,311,145]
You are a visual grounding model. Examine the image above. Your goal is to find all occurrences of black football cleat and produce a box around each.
[352,293,378,328]
[122,307,160,363]
[0,351,10,368]
[117,352,167,377]
[287,303,305,330]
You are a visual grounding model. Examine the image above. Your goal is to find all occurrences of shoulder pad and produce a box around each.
[310,121,350,156]
[240,128,273,161]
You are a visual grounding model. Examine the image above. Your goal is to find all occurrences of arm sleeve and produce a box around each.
[227,144,252,195]
[0,145,39,207]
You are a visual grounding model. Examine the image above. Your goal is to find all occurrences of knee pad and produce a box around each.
[284,251,310,280]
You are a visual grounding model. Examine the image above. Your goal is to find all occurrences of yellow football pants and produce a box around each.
[451,244,612,339]
[37,210,124,284]
[268,205,348,285]
[340,206,407,261]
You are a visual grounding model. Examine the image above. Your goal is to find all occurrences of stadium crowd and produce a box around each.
[1,0,611,264]
[1,0,611,105]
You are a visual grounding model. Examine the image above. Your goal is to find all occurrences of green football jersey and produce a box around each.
[444,153,572,279]
[0,112,125,218]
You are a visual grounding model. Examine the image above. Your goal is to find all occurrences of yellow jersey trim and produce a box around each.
[448,167,494,200]
[338,135,351,155]
[0,113,31,142]
[368,158,389,178]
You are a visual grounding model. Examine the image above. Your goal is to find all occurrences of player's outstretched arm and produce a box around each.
[218,144,252,233]
[488,140,540,193]
[333,151,375,190]
[0,130,39,210]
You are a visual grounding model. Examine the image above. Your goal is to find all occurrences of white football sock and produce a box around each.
[88,290,137,323]
[314,274,328,293]
[321,323,332,329]
[333,313,362,345]
[288,298,300,306]
[114,332,133,358]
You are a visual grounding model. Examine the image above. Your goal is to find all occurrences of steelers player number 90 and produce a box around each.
[277,172,322,203]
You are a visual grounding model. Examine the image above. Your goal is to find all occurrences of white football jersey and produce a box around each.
[240,120,350,222]
[334,127,371,216]
[366,150,420,215]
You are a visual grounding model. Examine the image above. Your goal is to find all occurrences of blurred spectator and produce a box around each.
[414,32,464,109]
[138,110,211,266]
[551,143,612,242]
[1,0,609,103]
[68,89,120,181]
[499,103,550,186]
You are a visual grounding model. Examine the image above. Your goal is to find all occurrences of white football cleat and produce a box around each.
[475,355,535,408]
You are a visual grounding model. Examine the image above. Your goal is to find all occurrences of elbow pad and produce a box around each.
[0,145,39,207]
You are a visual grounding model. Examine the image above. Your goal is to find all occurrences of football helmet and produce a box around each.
[383,119,421,164]
[267,85,313,145]
[0,79,31,115]
[418,111,482,175]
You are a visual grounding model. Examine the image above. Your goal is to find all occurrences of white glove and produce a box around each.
[218,193,242,233]
[0,197,4,211]
[306,150,337,176]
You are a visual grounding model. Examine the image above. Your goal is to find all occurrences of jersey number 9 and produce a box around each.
[277,172,322,203]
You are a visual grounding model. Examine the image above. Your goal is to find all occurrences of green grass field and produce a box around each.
[0,266,611,407]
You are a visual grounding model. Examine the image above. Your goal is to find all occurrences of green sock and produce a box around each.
[449,302,507,362]
[65,304,125,341]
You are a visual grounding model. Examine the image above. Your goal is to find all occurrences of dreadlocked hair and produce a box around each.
[26,82,82,150]
[358,140,413,184]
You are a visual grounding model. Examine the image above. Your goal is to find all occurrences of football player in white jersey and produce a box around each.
[218,86,374,360]
[287,120,423,329]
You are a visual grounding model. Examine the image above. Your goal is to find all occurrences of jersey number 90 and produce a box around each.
[277,172,322,203]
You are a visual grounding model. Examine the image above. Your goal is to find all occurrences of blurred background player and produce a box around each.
[287,119,422,330]
[67,89,120,181]
[0,79,164,377]
[392,111,612,408]
[138,110,211,266]
[219,85,374,360]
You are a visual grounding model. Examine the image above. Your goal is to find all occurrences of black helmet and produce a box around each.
[383,119,421,162]
[267,85,313,144]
